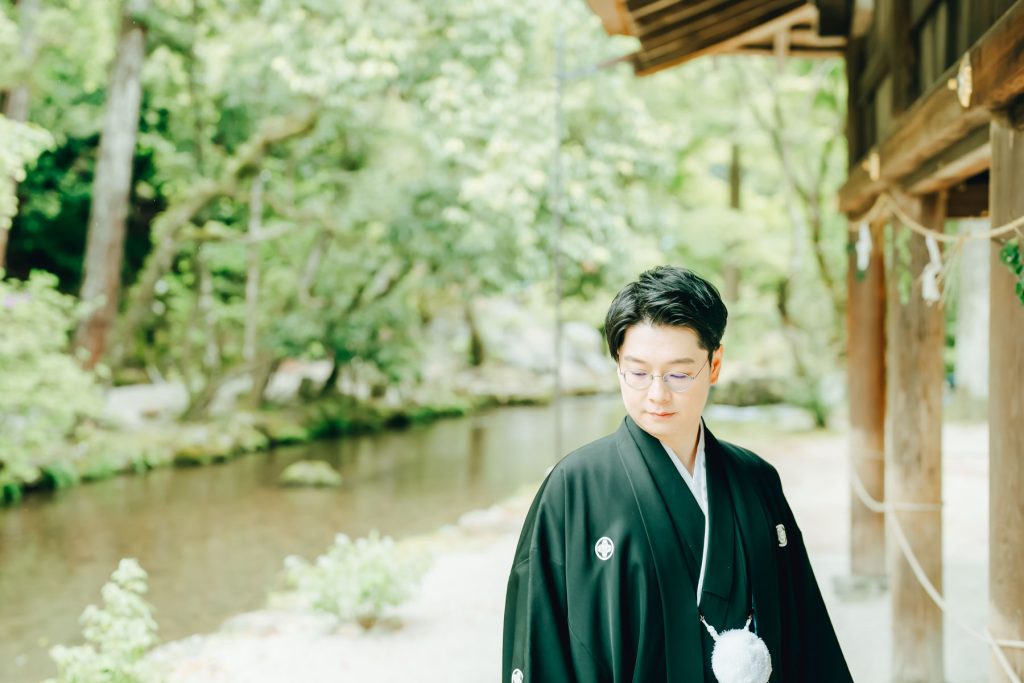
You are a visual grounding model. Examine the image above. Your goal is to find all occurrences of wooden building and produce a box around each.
[584,1,1024,681]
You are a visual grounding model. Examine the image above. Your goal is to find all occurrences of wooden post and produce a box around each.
[988,120,1024,682]
[885,195,945,683]
[847,221,887,580]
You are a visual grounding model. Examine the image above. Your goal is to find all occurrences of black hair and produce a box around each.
[603,266,728,362]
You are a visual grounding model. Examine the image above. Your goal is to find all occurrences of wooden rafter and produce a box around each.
[839,0,1024,215]
[585,1,844,77]
[636,2,814,75]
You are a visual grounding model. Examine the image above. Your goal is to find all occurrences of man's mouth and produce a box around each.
[648,411,675,417]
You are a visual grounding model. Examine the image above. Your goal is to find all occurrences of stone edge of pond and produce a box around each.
[0,389,575,507]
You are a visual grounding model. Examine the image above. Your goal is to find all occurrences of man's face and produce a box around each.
[616,322,722,442]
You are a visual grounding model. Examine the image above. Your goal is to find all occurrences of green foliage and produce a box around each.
[0,271,101,498]
[999,238,1024,305]
[0,114,53,232]
[46,558,162,683]
[282,531,428,629]
[6,0,859,432]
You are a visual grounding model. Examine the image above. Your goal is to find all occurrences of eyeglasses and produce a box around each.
[618,358,709,393]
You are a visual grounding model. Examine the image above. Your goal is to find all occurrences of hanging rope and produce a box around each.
[848,447,1024,683]
[848,190,1024,305]
[850,191,1024,243]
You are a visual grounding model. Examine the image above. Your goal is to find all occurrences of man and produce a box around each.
[502,266,852,682]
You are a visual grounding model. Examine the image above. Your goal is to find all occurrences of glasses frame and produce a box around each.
[618,358,710,394]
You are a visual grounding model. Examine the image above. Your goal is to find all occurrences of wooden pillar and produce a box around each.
[886,195,945,683]
[848,221,887,579]
[988,120,1024,682]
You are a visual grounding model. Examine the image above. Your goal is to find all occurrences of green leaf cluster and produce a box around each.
[46,558,162,683]
[999,238,1024,304]
[282,531,428,629]
[0,270,101,500]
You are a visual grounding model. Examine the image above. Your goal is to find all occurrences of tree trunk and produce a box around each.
[75,0,149,368]
[244,171,266,408]
[465,298,484,367]
[319,354,341,397]
[107,109,318,369]
[244,171,266,365]
[723,143,741,302]
[0,0,41,270]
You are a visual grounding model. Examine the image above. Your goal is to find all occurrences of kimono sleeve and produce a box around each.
[502,468,581,683]
[769,467,855,682]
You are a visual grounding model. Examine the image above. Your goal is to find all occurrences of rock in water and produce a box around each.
[279,460,342,488]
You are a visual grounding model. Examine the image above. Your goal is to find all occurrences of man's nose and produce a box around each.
[647,376,671,402]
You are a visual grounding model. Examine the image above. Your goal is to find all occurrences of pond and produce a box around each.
[0,395,628,683]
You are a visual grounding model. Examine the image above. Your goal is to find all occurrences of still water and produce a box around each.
[0,396,628,683]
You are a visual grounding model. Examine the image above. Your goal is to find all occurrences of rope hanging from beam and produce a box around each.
[848,190,1024,305]
[849,447,1024,683]
[848,191,1024,243]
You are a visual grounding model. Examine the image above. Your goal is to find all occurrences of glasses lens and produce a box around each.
[665,374,693,393]
[623,371,652,390]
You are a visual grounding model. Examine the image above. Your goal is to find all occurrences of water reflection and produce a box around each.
[0,395,625,683]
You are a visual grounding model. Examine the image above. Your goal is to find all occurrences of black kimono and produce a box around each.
[502,416,853,682]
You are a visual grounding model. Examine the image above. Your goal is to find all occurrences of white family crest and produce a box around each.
[776,524,788,547]
[595,536,615,561]
[511,668,524,683]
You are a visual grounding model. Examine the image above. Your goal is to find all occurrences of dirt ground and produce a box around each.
[151,422,993,683]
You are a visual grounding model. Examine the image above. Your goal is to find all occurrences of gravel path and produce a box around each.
[152,423,991,683]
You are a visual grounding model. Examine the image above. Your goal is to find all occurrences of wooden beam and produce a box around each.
[635,3,812,75]
[911,0,945,29]
[847,221,887,579]
[729,44,843,58]
[813,0,851,36]
[639,0,801,51]
[585,0,637,36]
[851,0,874,38]
[970,0,1024,118]
[988,120,1024,681]
[634,0,732,36]
[886,194,946,683]
[839,0,1024,216]
[946,175,990,219]
[857,47,889,105]
[904,123,991,195]
[889,0,915,114]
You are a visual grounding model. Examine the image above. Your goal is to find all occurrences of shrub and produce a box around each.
[0,271,102,500]
[46,558,162,683]
[282,531,428,629]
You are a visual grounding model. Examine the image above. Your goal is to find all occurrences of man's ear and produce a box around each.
[709,345,724,385]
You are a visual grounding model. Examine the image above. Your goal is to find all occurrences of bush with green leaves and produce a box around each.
[0,114,53,233]
[0,270,102,501]
[283,531,428,629]
[46,558,162,683]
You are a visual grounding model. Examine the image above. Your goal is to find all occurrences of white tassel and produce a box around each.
[703,615,772,683]
[855,223,872,272]
[921,236,943,304]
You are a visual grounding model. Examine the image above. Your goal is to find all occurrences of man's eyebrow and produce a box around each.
[621,355,698,365]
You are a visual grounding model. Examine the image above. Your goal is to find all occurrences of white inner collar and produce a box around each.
[660,421,711,603]
[660,422,708,516]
